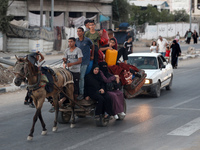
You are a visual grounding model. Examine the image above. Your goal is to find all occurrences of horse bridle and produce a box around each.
[13,61,28,79]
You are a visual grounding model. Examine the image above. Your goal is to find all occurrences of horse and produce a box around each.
[13,56,75,140]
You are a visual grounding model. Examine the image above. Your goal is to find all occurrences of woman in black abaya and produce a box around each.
[170,40,181,69]
[84,64,113,119]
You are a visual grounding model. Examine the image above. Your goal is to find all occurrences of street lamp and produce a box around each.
[190,0,192,29]
[51,0,54,31]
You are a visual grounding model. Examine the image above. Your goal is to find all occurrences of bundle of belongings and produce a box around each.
[108,63,146,99]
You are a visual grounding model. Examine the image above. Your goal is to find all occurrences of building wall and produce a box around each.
[7,1,28,16]
[141,22,199,40]
[27,0,112,27]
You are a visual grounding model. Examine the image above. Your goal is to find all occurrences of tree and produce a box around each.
[112,0,131,27]
[0,0,12,34]
[128,5,188,26]
[173,9,189,22]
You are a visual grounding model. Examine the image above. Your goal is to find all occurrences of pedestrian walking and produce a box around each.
[157,36,168,57]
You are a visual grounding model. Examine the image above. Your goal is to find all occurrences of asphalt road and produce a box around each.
[0,56,200,150]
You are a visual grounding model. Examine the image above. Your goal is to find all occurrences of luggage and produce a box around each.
[123,69,146,99]
[105,49,118,66]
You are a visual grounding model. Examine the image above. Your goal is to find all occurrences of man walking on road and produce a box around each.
[157,36,168,57]
[76,27,94,100]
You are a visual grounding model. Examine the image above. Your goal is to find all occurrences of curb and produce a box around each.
[0,84,26,94]
[0,51,64,60]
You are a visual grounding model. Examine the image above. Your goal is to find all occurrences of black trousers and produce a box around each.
[25,89,33,103]
[93,45,99,65]
[186,37,191,44]
[117,47,128,61]
[89,91,113,116]
[193,37,198,44]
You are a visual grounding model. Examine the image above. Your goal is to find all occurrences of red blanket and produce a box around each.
[108,63,139,85]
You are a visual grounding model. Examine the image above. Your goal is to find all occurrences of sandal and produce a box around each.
[104,114,110,121]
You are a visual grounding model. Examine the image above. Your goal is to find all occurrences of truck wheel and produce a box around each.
[57,111,71,124]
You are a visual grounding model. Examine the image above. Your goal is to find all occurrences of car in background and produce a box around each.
[127,53,173,97]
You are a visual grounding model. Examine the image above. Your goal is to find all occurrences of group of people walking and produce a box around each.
[150,35,181,69]
[184,29,199,44]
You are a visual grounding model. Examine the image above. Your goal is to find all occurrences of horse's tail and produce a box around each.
[53,67,74,86]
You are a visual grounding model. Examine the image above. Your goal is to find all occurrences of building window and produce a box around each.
[69,12,82,18]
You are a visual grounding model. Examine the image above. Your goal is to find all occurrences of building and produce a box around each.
[7,0,113,28]
[127,0,189,13]
[2,0,113,52]
[127,0,170,11]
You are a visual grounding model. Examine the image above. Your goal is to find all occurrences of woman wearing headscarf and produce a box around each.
[99,62,125,120]
[170,40,181,69]
[84,64,113,119]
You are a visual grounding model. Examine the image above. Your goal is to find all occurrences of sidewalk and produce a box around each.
[0,49,200,94]
[0,51,64,60]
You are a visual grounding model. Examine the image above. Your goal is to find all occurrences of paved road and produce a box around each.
[0,57,200,150]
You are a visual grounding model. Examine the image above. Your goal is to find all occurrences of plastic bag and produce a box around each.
[100,29,109,46]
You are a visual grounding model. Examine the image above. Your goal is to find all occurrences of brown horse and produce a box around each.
[13,56,74,140]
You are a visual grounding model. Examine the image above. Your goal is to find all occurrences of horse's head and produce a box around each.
[13,56,27,86]
[13,55,39,86]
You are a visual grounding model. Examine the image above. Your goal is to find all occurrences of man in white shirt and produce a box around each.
[157,36,168,57]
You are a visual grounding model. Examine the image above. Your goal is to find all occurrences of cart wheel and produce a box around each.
[117,99,127,120]
[57,111,71,124]
[95,115,109,127]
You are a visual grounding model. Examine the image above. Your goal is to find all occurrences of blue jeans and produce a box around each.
[79,65,88,95]
[160,52,166,57]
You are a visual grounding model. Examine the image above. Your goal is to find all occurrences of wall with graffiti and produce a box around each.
[141,22,199,40]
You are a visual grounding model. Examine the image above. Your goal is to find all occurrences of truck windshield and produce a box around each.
[127,56,158,69]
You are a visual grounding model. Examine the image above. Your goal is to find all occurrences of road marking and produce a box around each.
[63,131,114,150]
[123,115,172,134]
[167,117,200,136]
[170,95,200,108]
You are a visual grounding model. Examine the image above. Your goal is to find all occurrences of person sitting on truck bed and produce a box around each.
[99,62,125,120]
[84,64,114,120]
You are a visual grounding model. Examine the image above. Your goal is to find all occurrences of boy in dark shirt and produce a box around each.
[124,36,133,55]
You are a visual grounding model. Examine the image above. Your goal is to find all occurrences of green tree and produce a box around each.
[112,0,131,26]
[173,9,189,22]
[159,10,174,22]
[128,5,188,25]
[0,0,12,33]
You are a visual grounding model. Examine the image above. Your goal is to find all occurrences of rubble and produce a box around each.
[0,64,15,86]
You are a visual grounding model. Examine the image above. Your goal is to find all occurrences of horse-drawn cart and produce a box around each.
[57,64,146,127]
[13,56,145,140]
[58,98,127,127]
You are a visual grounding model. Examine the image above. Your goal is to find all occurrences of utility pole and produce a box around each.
[40,0,43,31]
[190,0,192,29]
[51,0,54,31]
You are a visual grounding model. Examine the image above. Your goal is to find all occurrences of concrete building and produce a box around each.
[128,0,170,11]
[2,0,113,52]
[127,0,189,13]
[7,0,113,28]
